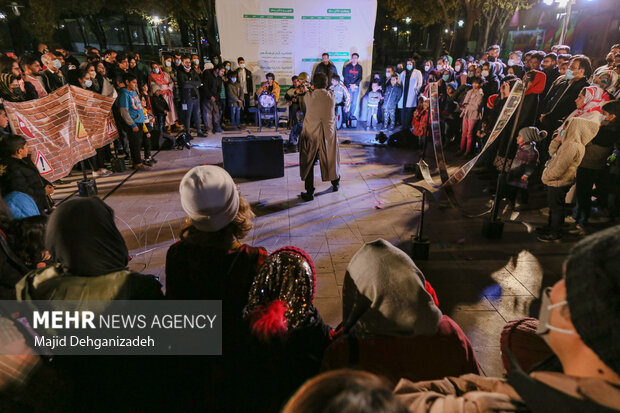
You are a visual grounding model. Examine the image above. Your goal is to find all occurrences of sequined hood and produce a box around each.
[245,247,316,338]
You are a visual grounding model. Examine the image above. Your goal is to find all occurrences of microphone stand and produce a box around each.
[482,78,530,239]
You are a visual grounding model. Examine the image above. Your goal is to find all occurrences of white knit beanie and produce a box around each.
[179,166,240,232]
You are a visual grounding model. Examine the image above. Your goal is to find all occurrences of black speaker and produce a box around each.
[222,135,284,179]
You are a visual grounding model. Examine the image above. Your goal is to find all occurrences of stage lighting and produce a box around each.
[405,17,411,23]
[457,19,464,27]
[392,26,398,32]
[153,16,161,25]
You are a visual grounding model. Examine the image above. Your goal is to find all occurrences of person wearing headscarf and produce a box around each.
[453,58,467,81]
[559,85,609,127]
[592,69,618,97]
[538,96,602,242]
[224,247,333,413]
[0,195,29,300]
[149,61,178,130]
[421,60,434,86]
[3,191,39,220]
[520,69,547,128]
[0,55,35,102]
[321,239,479,385]
[481,61,500,108]
[15,197,162,299]
[13,197,165,413]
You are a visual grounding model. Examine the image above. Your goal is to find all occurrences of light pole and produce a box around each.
[544,0,594,45]
[558,0,574,45]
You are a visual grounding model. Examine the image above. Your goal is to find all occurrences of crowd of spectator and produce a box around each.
[0,40,619,412]
[361,43,620,243]
[0,162,618,412]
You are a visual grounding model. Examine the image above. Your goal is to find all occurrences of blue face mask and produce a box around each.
[565,69,574,80]
[406,64,413,70]
[442,74,450,81]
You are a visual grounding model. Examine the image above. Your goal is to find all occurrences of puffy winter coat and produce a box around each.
[542,112,601,187]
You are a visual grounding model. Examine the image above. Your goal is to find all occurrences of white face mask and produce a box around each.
[455,64,461,72]
[165,61,172,67]
[424,65,430,71]
[385,71,391,77]
[437,64,443,71]
[239,63,246,68]
[84,79,93,88]
[507,59,516,66]
[153,68,160,74]
[536,287,575,345]
[193,59,200,65]
[52,59,62,69]
[482,70,490,77]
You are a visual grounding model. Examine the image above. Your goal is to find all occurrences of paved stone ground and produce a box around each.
[53,128,578,377]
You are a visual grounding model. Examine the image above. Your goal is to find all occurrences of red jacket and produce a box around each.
[412,107,429,137]
[321,315,480,385]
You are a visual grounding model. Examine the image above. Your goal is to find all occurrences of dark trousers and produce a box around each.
[289,103,300,127]
[127,123,144,165]
[546,185,571,233]
[242,93,251,123]
[304,155,339,194]
[505,184,529,206]
[401,107,415,130]
[156,114,166,132]
[182,98,202,136]
[201,99,221,132]
[574,167,606,226]
[142,126,152,159]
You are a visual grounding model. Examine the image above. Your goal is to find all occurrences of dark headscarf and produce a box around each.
[454,58,467,77]
[422,60,434,83]
[46,197,129,277]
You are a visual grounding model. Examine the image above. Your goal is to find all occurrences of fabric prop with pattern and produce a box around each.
[3,85,118,182]
[419,80,525,191]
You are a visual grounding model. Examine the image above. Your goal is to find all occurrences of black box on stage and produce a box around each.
[222,136,284,179]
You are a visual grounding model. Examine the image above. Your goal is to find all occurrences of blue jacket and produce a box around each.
[119,88,145,129]
[343,63,363,88]
[383,83,403,109]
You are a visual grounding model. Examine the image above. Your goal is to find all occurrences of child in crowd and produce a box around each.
[140,95,156,166]
[0,134,54,214]
[412,96,430,152]
[458,77,483,157]
[150,84,170,139]
[366,81,382,130]
[140,83,152,111]
[382,74,402,130]
[505,127,546,211]
[226,72,244,129]
[440,82,459,145]
[329,74,350,129]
